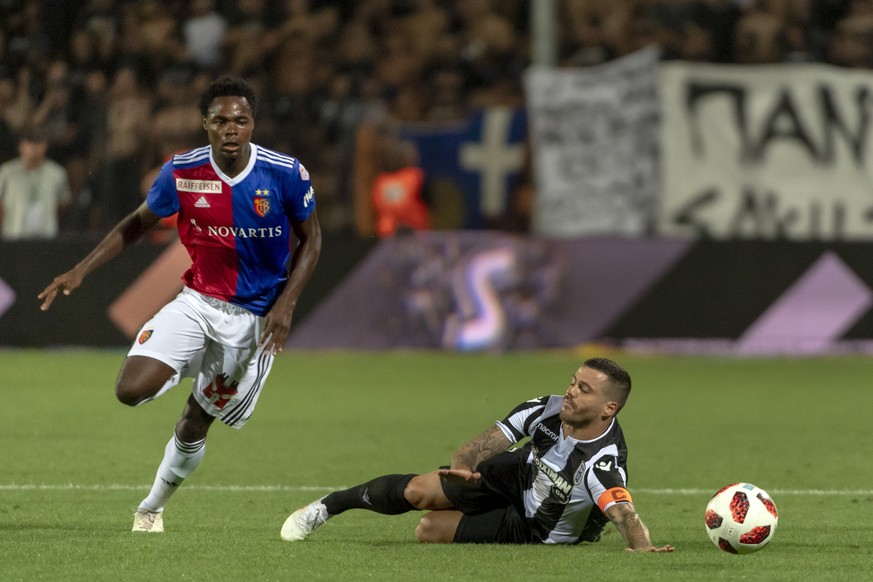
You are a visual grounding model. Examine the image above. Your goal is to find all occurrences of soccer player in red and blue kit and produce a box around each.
[39,77,322,533]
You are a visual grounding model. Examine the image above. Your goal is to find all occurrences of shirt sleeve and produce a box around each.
[281,159,315,223]
[145,160,180,217]
[586,454,631,513]
[495,395,550,443]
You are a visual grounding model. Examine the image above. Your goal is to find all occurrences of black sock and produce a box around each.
[322,474,417,516]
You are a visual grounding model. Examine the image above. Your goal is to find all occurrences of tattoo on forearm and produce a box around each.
[611,506,652,549]
[453,426,509,469]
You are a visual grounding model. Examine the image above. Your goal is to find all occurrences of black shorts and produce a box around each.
[439,449,534,544]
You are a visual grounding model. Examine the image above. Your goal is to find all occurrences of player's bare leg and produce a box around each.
[134,395,215,532]
[115,355,176,406]
[174,394,216,442]
[415,510,464,543]
[403,472,455,510]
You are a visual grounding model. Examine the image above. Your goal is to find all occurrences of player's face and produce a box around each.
[560,366,617,427]
[203,96,255,163]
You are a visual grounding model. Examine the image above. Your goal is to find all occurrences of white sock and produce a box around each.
[138,434,206,512]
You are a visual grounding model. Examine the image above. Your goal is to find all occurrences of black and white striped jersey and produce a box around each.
[495,395,630,544]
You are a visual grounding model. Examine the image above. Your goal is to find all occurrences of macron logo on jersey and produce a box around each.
[535,423,559,442]
[176,178,222,193]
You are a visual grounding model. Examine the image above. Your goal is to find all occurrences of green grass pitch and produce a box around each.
[2,349,872,581]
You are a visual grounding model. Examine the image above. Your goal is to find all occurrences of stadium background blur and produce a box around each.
[3,0,873,351]
[0,0,865,236]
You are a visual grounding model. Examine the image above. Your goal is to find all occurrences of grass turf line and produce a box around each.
[2,349,872,581]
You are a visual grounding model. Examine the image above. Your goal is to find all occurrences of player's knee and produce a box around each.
[115,378,150,406]
[115,372,160,406]
[415,514,444,543]
[115,357,172,406]
[404,475,439,509]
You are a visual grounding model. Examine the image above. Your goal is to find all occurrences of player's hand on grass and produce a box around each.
[438,468,481,484]
[38,270,84,311]
[625,544,675,553]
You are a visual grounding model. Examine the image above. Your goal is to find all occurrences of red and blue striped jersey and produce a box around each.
[146,144,316,316]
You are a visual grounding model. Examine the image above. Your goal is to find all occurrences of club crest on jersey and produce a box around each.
[138,329,153,344]
[574,462,586,484]
[254,197,270,217]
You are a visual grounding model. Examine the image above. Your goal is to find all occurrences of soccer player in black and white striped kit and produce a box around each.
[282,358,673,551]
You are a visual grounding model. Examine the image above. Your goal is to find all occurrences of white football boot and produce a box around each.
[132,508,164,533]
[280,499,329,541]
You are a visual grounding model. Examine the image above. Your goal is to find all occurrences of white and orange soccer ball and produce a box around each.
[704,482,779,554]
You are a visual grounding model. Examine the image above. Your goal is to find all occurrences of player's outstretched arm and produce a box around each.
[605,502,675,553]
[449,424,512,474]
[259,210,322,354]
[38,202,161,311]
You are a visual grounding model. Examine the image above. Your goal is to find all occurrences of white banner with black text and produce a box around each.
[525,47,661,237]
[659,61,873,240]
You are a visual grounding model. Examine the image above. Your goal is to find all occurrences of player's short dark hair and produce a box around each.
[199,76,258,118]
[584,357,631,410]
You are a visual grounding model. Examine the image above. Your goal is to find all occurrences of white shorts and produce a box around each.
[128,287,275,428]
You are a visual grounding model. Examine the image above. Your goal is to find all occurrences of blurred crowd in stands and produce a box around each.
[0,0,870,238]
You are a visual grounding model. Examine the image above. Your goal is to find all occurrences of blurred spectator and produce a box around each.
[321,74,388,231]
[399,0,452,65]
[676,18,718,62]
[73,0,119,67]
[375,29,424,92]
[30,59,78,161]
[828,7,873,67]
[614,3,668,58]
[734,4,788,63]
[784,17,818,62]
[223,0,272,76]
[371,139,430,238]
[0,67,33,137]
[456,0,525,104]
[183,0,227,72]
[94,66,152,230]
[71,68,109,233]
[334,14,378,81]
[1,0,871,239]
[128,0,186,76]
[424,63,468,121]
[560,0,620,66]
[148,68,204,165]
[0,68,30,161]
[3,0,52,73]
[0,128,71,240]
